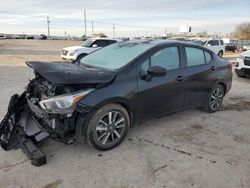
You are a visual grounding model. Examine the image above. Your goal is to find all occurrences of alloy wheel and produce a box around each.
[210,88,223,111]
[95,111,126,146]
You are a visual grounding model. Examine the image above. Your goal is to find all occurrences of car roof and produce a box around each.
[90,38,121,41]
[116,39,196,47]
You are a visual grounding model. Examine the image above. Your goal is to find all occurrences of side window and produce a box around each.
[213,40,219,46]
[185,47,206,67]
[107,40,117,45]
[220,40,224,45]
[207,40,215,46]
[93,40,107,47]
[150,47,180,70]
[204,51,212,63]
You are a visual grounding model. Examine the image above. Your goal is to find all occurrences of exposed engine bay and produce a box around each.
[0,61,116,166]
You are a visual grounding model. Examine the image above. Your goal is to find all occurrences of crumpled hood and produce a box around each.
[26,61,117,85]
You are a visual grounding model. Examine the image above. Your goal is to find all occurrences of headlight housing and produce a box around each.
[39,89,94,114]
[69,50,77,56]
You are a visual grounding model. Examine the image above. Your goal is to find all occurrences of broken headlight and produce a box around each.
[39,89,94,114]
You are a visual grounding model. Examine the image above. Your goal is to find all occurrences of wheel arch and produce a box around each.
[92,97,136,128]
[75,97,137,143]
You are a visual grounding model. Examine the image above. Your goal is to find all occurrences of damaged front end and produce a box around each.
[0,75,94,166]
[0,61,116,166]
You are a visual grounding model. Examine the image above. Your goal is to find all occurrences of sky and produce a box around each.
[0,0,249,37]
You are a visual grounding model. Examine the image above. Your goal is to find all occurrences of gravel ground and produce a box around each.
[0,40,249,188]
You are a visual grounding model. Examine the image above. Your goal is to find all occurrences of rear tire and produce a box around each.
[218,50,223,58]
[86,104,130,151]
[201,84,225,113]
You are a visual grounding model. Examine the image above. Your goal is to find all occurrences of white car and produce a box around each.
[235,50,250,77]
[204,39,225,57]
[61,38,121,61]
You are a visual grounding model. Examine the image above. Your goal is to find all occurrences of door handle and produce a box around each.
[211,66,216,71]
[175,76,185,82]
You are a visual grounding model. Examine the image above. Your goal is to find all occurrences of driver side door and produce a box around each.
[137,45,187,120]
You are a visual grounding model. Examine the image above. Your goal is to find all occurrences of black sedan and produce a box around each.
[0,40,232,166]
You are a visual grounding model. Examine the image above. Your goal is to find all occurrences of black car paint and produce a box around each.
[78,42,231,124]
[0,40,232,166]
[26,61,117,85]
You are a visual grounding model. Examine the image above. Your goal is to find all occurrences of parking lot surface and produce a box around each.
[0,40,249,188]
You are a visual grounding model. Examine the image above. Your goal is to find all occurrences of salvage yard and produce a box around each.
[0,40,250,188]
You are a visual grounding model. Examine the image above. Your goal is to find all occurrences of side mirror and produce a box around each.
[147,66,167,77]
[92,44,98,48]
[206,44,211,47]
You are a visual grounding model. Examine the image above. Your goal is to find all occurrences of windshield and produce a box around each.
[81,39,95,47]
[80,41,153,69]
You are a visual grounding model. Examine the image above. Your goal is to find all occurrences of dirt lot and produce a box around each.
[0,40,249,188]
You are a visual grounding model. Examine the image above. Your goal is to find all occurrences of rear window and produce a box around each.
[185,47,206,66]
[220,40,224,45]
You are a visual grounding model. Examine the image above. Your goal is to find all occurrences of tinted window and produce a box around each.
[107,40,117,45]
[204,51,212,63]
[150,47,180,70]
[220,40,224,45]
[214,40,219,45]
[207,40,215,46]
[185,47,206,66]
[93,40,108,47]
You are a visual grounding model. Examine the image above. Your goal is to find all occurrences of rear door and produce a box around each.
[137,45,187,120]
[183,45,219,107]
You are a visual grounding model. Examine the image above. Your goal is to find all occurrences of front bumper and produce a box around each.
[0,93,47,166]
[61,53,77,61]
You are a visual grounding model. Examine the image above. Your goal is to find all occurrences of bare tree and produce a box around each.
[234,22,250,40]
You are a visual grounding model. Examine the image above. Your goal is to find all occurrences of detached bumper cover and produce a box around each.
[0,93,47,166]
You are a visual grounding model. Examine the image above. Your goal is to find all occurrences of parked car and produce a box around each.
[225,43,237,52]
[5,35,13,39]
[204,39,225,57]
[0,33,5,39]
[0,40,232,166]
[25,35,34,40]
[235,50,250,77]
[39,34,47,40]
[61,38,121,61]
[242,44,250,51]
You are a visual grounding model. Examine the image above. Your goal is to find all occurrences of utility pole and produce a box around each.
[113,23,115,38]
[64,31,67,39]
[92,21,94,36]
[47,17,50,39]
[84,10,87,39]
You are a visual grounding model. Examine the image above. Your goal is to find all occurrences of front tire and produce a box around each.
[201,84,225,113]
[86,104,130,151]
